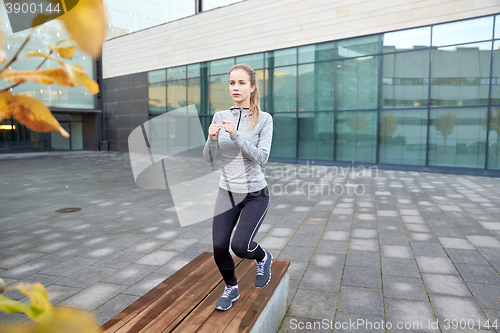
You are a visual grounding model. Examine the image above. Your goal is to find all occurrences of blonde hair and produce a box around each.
[229,63,260,131]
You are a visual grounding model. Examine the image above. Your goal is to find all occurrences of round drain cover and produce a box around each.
[55,208,82,213]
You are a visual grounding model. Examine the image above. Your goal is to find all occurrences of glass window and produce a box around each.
[428,108,487,168]
[210,57,235,76]
[149,82,167,115]
[188,76,209,114]
[335,111,377,163]
[266,48,297,67]
[51,122,71,150]
[167,66,186,81]
[336,56,379,110]
[148,70,166,84]
[71,122,83,150]
[167,80,186,111]
[298,112,334,160]
[432,16,494,47]
[337,35,379,59]
[188,62,208,78]
[210,74,232,113]
[382,27,431,53]
[105,0,196,39]
[270,113,296,159]
[202,0,244,11]
[496,14,500,39]
[488,107,500,170]
[236,53,265,69]
[431,42,491,107]
[269,66,296,112]
[255,69,266,111]
[298,62,334,111]
[382,50,430,108]
[491,41,500,105]
[298,41,335,63]
[378,110,427,165]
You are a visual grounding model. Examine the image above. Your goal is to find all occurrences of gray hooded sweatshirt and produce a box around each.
[203,107,273,193]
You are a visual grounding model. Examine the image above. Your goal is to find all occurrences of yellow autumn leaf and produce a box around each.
[24,52,99,94]
[0,90,13,122]
[0,49,7,64]
[58,0,106,58]
[1,91,69,137]
[0,306,102,333]
[65,64,99,94]
[48,45,77,60]
[0,68,69,87]
[11,282,53,324]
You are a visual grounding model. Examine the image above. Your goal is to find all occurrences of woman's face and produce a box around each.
[229,68,255,107]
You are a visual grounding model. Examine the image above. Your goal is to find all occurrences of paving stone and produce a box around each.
[61,282,128,311]
[322,230,349,241]
[0,259,60,279]
[345,250,380,269]
[100,264,157,285]
[415,256,459,275]
[421,273,472,297]
[315,240,348,255]
[381,258,421,278]
[467,236,500,248]
[93,251,146,269]
[0,253,46,269]
[285,260,308,280]
[349,239,379,252]
[135,250,179,266]
[385,298,438,332]
[342,266,382,289]
[22,273,63,286]
[351,229,378,239]
[337,286,383,316]
[482,309,500,330]
[278,316,331,333]
[288,234,321,247]
[381,245,414,259]
[278,245,315,262]
[455,264,500,285]
[45,284,82,305]
[410,242,447,257]
[334,312,386,332]
[430,294,489,330]
[56,265,117,288]
[467,283,500,310]
[287,289,337,320]
[405,223,432,233]
[39,257,98,277]
[438,237,475,250]
[382,275,428,301]
[445,249,490,265]
[93,293,140,325]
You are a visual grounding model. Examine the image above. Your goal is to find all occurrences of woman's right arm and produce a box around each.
[203,113,221,163]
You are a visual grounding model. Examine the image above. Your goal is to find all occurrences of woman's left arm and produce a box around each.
[230,115,273,166]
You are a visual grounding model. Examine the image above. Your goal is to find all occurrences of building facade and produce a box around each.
[102,0,500,176]
[2,0,500,176]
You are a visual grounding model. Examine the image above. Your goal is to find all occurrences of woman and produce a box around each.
[203,63,273,311]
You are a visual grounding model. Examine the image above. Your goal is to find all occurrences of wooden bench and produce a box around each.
[100,252,290,333]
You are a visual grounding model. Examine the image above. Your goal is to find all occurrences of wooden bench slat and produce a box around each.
[101,252,213,333]
[115,256,243,333]
[223,260,290,333]
[169,259,255,333]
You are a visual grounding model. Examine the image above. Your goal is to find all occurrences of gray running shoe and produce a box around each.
[255,250,273,288]
[215,285,239,310]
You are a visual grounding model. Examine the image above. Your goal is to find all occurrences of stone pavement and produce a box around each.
[0,151,499,332]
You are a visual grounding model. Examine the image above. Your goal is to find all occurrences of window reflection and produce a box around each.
[337,56,378,110]
[428,108,487,168]
[488,107,500,170]
[270,66,296,112]
[335,111,377,163]
[378,110,427,165]
[298,112,334,160]
[271,113,297,158]
[382,50,430,108]
[431,42,491,106]
[337,35,379,58]
[382,27,430,52]
[432,16,493,46]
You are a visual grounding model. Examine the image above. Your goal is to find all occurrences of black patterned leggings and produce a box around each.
[212,186,269,286]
